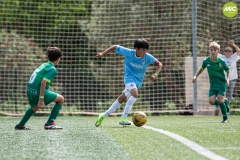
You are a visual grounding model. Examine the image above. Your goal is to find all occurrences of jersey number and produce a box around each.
[28,69,39,84]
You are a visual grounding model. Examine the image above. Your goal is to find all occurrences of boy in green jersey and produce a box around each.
[192,41,230,123]
[15,47,64,130]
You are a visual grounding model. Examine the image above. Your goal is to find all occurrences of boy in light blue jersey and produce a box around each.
[95,38,163,126]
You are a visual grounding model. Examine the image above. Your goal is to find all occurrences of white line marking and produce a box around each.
[207,147,240,150]
[143,125,228,160]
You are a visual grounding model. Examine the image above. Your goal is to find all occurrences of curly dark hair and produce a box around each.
[47,47,62,61]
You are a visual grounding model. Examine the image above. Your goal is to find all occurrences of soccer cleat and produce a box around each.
[214,108,220,116]
[221,119,229,123]
[95,114,104,127]
[119,118,131,125]
[15,124,30,130]
[44,122,63,130]
[224,98,230,113]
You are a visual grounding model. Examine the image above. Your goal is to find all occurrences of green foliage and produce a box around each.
[0,0,92,67]
[163,101,177,110]
[229,97,240,109]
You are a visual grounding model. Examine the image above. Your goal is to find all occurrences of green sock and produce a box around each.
[18,107,35,126]
[47,103,62,123]
[214,99,219,105]
[219,102,228,119]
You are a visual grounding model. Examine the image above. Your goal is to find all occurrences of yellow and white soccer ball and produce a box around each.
[132,111,147,127]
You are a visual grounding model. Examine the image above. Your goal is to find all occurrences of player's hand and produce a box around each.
[227,80,230,86]
[192,76,197,83]
[228,40,235,46]
[96,52,103,58]
[38,100,45,109]
[148,74,157,82]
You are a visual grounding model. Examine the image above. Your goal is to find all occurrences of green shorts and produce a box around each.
[27,89,57,108]
[208,89,225,97]
[208,81,226,97]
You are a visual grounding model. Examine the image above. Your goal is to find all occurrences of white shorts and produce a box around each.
[122,83,137,99]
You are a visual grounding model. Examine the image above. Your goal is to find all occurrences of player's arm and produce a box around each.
[228,40,240,55]
[38,80,47,109]
[226,71,230,86]
[96,45,117,58]
[148,61,163,82]
[192,68,204,83]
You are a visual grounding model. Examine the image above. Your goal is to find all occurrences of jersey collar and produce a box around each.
[210,57,218,62]
[48,61,54,65]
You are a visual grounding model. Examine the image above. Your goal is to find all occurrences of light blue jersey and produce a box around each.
[116,45,157,88]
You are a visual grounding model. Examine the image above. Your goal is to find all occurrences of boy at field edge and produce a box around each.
[15,47,64,130]
[192,41,230,123]
[214,40,240,116]
[95,38,163,126]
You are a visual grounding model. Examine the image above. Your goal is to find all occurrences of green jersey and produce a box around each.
[27,61,57,96]
[201,57,229,92]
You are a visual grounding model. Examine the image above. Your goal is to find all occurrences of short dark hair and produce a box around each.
[134,38,149,49]
[46,47,62,61]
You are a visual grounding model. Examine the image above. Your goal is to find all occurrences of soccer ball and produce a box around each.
[132,111,147,127]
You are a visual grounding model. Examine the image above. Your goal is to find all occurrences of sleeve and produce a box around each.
[232,52,240,61]
[115,45,133,57]
[201,59,207,70]
[43,68,56,83]
[147,53,158,64]
[223,61,230,72]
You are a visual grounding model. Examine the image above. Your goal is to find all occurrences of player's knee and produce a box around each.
[130,89,138,98]
[209,99,215,105]
[218,99,223,104]
[118,94,127,103]
[132,93,138,98]
[130,91,138,98]
[56,95,64,104]
[32,106,38,112]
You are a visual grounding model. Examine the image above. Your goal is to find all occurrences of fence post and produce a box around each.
[192,0,198,113]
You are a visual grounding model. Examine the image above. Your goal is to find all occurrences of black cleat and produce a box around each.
[221,119,229,123]
[15,124,30,130]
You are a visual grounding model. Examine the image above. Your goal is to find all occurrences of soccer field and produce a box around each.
[1,116,240,160]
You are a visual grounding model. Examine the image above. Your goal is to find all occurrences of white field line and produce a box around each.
[143,125,228,160]
[207,147,240,150]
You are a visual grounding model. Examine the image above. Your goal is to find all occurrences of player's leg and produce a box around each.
[15,107,35,130]
[209,90,220,116]
[103,94,127,117]
[224,86,230,113]
[119,83,138,125]
[217,94,228,123]
[215,104,220,116]
[44,92,64,129]
[226,80,236,107]
[15,93,38,130]
[214,91,220,116]
[95,89,129,127]
[208,90,217,105]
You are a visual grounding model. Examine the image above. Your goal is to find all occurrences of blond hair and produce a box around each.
[209,41,220,50]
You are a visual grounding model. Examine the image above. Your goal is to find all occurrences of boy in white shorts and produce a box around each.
[215,40,240,115]
[95,38,163,126]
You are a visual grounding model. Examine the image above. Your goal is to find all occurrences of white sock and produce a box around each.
[103,99,121,118]
[121,96,137,118]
